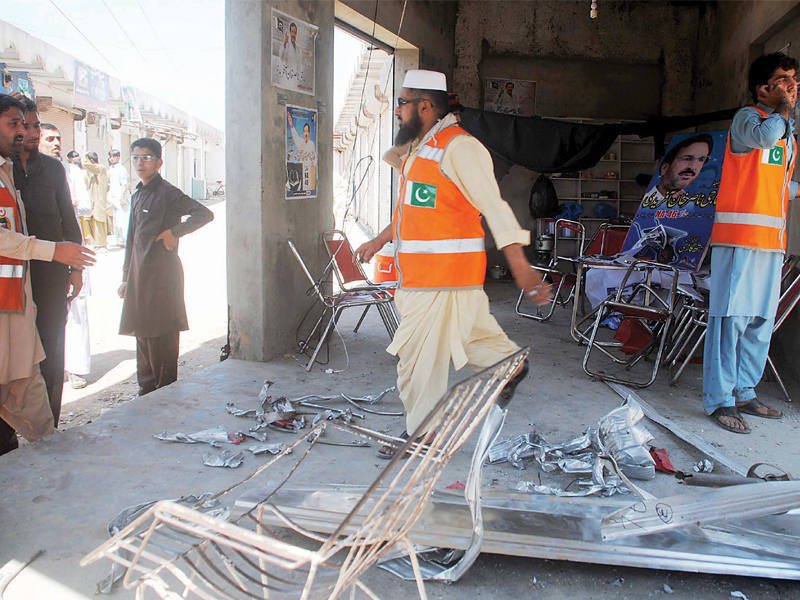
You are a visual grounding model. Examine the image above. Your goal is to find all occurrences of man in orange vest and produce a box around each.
[0,94,95,455]
[354,70,551,458]
[703,52,799,434]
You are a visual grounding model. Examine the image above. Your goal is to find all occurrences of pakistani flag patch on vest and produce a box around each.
[761,146,785,166]
[404,181,437,208]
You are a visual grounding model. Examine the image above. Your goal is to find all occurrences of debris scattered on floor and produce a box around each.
[730,592,750,600]
[248,443,289,455]
[694,459,714,473]
[203,450,245,468]
[663,583,675,594]
[489,399,656,485]
[154,425,230,447]
[649,447,676,474]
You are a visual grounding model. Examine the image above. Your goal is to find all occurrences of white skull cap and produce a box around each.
[401,70,447,92]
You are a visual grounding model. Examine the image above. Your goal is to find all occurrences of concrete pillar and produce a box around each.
[226,0,334,362]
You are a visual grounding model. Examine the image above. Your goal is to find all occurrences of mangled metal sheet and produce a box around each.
[235,483,800,580]
[488,399,655,481]
[600,480,800,541]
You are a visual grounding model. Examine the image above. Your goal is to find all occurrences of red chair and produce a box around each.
[582,259,679,388]
[584,223,630,256]
[323,230,398,334]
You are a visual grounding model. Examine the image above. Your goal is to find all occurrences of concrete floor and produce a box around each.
[1,280,799,600]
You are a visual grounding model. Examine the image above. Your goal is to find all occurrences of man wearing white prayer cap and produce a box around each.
[354,69,552,458]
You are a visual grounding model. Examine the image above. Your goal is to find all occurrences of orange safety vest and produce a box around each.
[392,126,486,290]
[710,106,797,252]
[0,184,25,313]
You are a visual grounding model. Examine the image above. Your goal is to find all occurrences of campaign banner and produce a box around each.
[271,8,317,96]
[74,60,110,115]
[620,131,727,271]
[286,105,317,199]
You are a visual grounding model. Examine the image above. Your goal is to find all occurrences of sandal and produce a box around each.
[736,398,783,420]
[497,359,529,408]
[710,406,751,434]
[377,431,409,460]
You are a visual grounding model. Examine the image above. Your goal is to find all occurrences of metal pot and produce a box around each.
[535,234,554,252]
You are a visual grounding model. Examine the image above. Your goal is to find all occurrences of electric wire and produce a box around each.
[47,0,127,81]
[301,0,407,373]
[134,0,177,67]
[100,0,152,68]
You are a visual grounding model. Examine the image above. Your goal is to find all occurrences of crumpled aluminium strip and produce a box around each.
[379,403,508,584]
[601,480,800,542]
[153,425,230,448]
[248,443,289,456]
[516,456,631,497]
[488,399,656,481]
[203,450,245,468]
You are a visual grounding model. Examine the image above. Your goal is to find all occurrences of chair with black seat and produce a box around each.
[288,239,398,372]
[583,259,679,388]
[515,219,586,322]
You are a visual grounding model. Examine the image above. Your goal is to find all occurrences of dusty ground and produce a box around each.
[54,199,227,432]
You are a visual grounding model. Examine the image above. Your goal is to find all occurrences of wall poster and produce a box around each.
[620,130,728,271]
[271,8,317,95]
[286,105,317,199]
[483,78,536,117]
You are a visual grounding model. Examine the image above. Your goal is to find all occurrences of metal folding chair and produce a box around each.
[583,259,679,388]
[667,255,800,389]
[323,230,398,334]
[81,349,529,600]
[515,219,586,322]
[766,264,800,402]
[289,239,398,372]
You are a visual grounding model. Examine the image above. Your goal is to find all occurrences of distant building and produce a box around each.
[0,20,224,198]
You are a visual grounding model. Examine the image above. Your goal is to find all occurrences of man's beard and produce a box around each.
[395,111,423,146]
[0,135,23,158]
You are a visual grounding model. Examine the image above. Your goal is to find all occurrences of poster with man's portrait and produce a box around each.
[483,78,536,117]
[286,105,317,199]
[621,131,728,271]
[271,8,317,95]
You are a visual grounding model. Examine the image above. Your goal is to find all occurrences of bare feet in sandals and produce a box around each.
[736,398,783,419]
[710,406,751,434]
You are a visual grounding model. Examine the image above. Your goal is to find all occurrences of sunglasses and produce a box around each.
[396,97,426,107]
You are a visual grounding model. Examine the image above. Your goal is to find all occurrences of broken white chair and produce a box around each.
[81,349,529,600]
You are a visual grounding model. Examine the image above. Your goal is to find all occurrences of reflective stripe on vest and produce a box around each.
[393,125,487,290]
[0,185,26,313]
[710,106,796,252]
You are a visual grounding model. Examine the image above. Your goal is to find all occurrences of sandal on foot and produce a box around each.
[377,431,409,460]
[497,359,529,408]
[736,398,783,419]
[710,406,751,434]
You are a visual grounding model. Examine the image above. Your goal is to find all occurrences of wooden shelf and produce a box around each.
[546,133,654,249]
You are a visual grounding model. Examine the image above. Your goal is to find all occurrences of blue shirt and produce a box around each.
[709,103,792,319]
[729,103,798,198]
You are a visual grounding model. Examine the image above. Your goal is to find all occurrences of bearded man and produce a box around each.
[353,70,551,458]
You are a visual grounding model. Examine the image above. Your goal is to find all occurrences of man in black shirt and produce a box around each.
[13,97,83,425]
[118,138,213,395]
